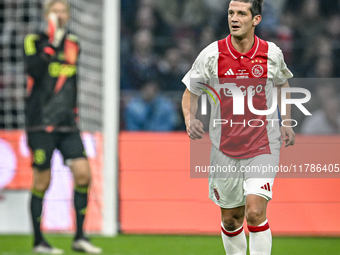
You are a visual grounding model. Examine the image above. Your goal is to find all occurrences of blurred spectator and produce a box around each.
[312,57,334,78]
[177,35,197,71]
[0,2,4,27]
[134,3,172,39]
[135,6,156,31]
[301,96,340,135]
[117,0,340,133]
[291,79,338,134]
[270,0,288,13]
[275,22,293,64]
[121,29,160,90]
[287,0,325,76]
[284,0,304,14]
[153,0,208,29]
[139,0,154,7]
[320,0,340,16]
[297,0,325,49]
[121,0,139,33]
[202,0,229,28]
[326,14,340,76]
[326,15,340,41]
[197,26,216,51]
[124,81,178,131]
[301,36,334,77]
[157,48,187,91]
[314,82,338,108]
[2,0,340,132]
[257,1,280,38]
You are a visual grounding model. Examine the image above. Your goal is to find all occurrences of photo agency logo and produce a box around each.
[197,82,312,128]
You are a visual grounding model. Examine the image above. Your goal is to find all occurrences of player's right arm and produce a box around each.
[181,41,218,140]
[24,14,64,79]
[23,33,54,79]
[182,89,204,140]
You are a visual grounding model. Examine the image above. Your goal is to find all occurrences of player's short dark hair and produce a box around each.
[230,0,264,17]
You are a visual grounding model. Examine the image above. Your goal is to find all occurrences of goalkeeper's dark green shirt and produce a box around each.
[23,31,80,132]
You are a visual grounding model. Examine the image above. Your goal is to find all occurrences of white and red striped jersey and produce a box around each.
[182,35,293,159]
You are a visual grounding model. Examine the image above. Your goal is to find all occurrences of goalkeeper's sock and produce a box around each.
[74,184,89,240]
[30,188,45,246]
[248,219,272,255]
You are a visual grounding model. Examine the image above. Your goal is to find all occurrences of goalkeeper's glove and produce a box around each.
[47,13,65,48]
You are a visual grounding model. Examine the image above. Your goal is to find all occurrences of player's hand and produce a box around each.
[281,126,295,147]
[48,13,65,48]
[186,119,205,140]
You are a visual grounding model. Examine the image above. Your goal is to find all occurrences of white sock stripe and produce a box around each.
[221,222,247,255]
[249,225,272,255]
[258,219,268,227]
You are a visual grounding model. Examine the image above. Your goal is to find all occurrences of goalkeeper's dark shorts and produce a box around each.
[27,131,87,170]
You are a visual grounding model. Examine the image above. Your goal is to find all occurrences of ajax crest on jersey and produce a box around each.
[251,64,264,77]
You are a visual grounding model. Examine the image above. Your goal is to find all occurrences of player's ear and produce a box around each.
[253,15,262,26]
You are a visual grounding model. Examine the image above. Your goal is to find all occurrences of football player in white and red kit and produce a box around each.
[182,0,295,254]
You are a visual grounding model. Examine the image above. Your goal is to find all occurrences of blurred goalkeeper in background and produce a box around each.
[23,0,102,254]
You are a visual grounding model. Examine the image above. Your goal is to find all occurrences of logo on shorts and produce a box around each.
[213,187,220,201]
[251,64,264,77]
[34,149,46,165]
[261,183,271,191]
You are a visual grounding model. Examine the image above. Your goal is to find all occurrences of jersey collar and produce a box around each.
[226,34,259,60]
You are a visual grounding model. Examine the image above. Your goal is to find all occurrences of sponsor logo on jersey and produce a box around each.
[48,62,77,78]
[236,69,249,79]
[222,84,264,97]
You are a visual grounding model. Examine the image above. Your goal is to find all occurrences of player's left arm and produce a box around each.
[276,81,295,147]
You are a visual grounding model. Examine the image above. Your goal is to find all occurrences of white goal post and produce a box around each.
[102,0,120,236]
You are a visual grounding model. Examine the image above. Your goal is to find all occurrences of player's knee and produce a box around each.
[71,159,92,186]
[222,217,240,231]
[33,177,51,192]
[246,207,264,225]
[75,171,91,186]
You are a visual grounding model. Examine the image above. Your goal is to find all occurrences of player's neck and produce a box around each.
[231,34,255,54]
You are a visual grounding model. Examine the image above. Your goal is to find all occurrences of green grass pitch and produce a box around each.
[0,235,339,255]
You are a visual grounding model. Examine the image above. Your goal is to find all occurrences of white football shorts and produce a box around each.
[209,145,279,209]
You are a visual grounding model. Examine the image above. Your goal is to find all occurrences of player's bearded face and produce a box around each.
[228,1,256,39]
[47,2,70,28]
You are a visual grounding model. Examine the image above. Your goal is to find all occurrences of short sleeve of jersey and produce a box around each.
[182,41,219,96]
[267,42,293,85]
[23,34,41,56]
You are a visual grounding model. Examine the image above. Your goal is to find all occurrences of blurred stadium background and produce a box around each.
[1,0,340,254]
